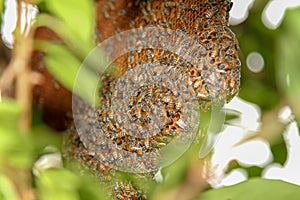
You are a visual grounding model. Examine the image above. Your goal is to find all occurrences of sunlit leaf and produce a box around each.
[0,99,32,167]
[33,40,79,90]
[34,40,99,103]
[30,124,62,154]
[198,178,300,200]
[34,13,93,57]
[37,169,108,200]
[44,0,95,52]
[0,174,18,200]
[0,0,4,28]
[0,99,22,151]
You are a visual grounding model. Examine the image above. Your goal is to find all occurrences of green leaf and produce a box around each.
[0,174,19,200]
[226,160,263,178]
[270,133,288,165]
[0,99,32,167]
[44,0,95,51]
[34,40,100,104]
[30,124,62,155]
[198,178,300,200]
[0,0,4,28]
[37,169,108,200]
[34,40,79,91]
[0,99,22,152]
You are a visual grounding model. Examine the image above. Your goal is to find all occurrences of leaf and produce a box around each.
[226,160,263,178]
[44,0,95,52]
[0,0,4,28]
[198,178,300,200]
[0,99,22,151]
[30,124,63,155]
[37,169,108,200]
[270,133,288,165]
[0,99,32,167]
[0,174,18,200]
[34,40,100,104]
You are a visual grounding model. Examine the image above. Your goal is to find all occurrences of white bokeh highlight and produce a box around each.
[208,97,273,188]
[229,0,254,25]
[218,168,248,187]
[263,112,300,186]
[246,52,265,73]
[262,0,300,29]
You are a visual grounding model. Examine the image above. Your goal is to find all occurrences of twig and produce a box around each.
[0,0,34,133]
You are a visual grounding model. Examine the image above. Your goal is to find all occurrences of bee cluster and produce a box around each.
[63,0,241,199]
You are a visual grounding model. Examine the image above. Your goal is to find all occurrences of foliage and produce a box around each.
[198,178,300,200]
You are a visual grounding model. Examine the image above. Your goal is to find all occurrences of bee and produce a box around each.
[135,108,142,119]
[117,130,126,138]
[136,95,143,104]
[168,109,176,116]
[111,148,118,160]
[147,100,154,108]
[175,101,182,110]
[115,113,123,124]
[103,128,109,135]
[107,138,114,146]
[230,77,236,88]
[137,124,144,133]
[210,48,219,58]
[164,1,176,8]
[101,110,107,118]
[104,175,112,182]
[193,79,202,89]
[223,26,235,39]
[103,98,110,106]
[114,123,120,130]
[136,162,146,172]
[146,87,153,96]
[142,110,150,122]
[107,122,116,131]
[115,193,125,200]
[132,147,143,155]
[156,135,163,142]
[136,148,143,155]
[157,142,166,148]
[124,144,132,152]
[196,85,209,99]
[144,138,150,149]
[127,130,133,137]
[169,129,176,136]
[162,128,169,136]
[97,163,106,171]
[127,112,133,121]
[186,76,193,86]
[162,136,170,143]
[129,96,134,106]
[125,182,133,192]
[98,152,107,163]
[81,155,89,162]
[176,119,187,130]
[117,152,123,160]
[108,109,114,119]
[162,95,171,103]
